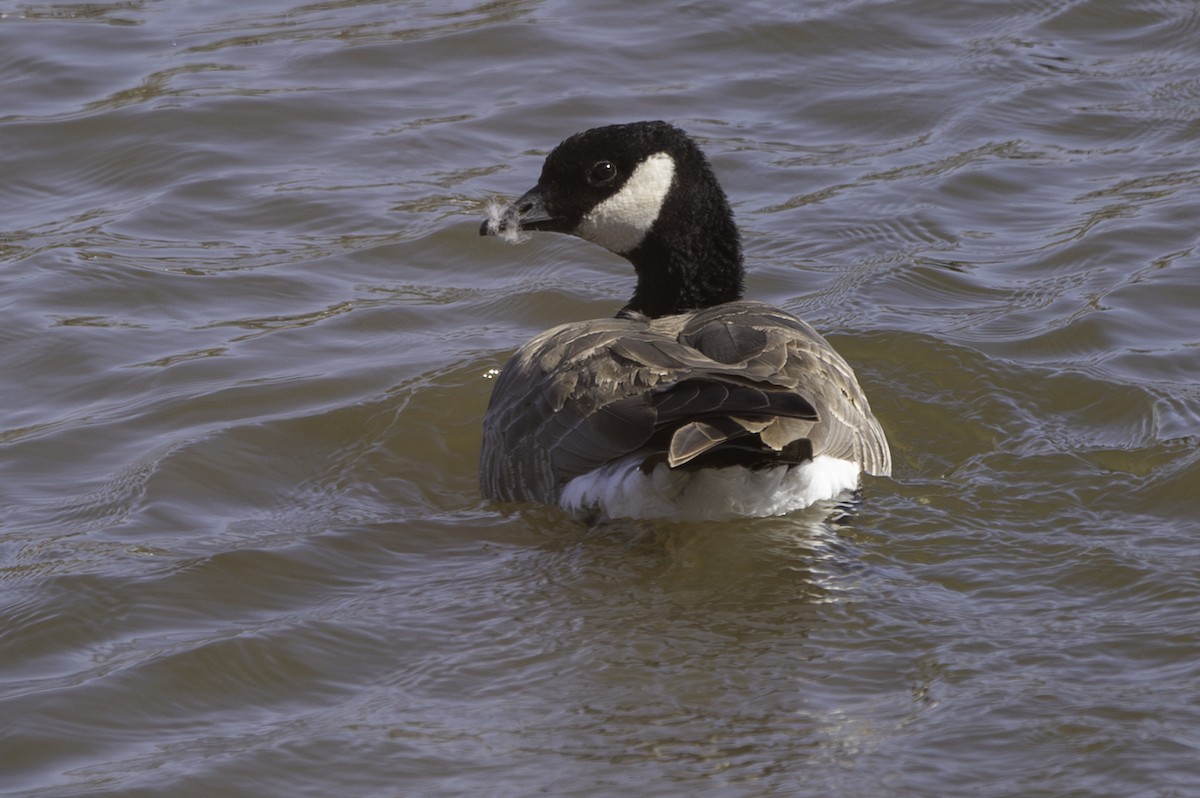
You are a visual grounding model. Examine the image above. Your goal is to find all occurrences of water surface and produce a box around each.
[3,1,1200,795]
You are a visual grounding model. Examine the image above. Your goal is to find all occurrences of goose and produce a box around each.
[478,121,890,522]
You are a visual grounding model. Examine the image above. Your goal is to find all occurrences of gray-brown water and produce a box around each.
[3,1,1199,795]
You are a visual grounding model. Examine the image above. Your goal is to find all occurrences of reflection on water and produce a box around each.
[3,0,1200,795]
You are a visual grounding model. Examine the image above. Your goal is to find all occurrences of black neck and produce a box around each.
[619,197,745,319]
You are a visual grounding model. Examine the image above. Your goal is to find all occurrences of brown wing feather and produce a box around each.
[479,301,890,504]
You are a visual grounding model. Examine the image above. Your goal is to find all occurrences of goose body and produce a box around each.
[479,121,890,521]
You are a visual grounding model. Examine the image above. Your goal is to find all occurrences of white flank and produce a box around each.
[576,152,675,254]
[559,455,861,522]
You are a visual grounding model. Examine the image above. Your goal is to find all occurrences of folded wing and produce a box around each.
[480,301,890,504]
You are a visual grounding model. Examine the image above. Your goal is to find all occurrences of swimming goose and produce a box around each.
[479,121,890,521]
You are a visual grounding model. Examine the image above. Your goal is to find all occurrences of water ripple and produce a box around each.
[5,0,1200,795]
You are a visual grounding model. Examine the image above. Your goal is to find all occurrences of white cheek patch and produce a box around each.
[576,152,675,254]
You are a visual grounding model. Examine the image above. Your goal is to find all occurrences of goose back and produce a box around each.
[480,300,891,507]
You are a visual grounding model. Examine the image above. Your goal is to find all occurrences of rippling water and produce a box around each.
[3,1,1200,795]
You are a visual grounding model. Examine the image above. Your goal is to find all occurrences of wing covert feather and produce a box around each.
[480,301,890,504]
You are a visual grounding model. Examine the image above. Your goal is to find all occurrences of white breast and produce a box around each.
[558,455,861,522]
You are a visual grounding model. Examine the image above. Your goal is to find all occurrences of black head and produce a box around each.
[482,121,744,318]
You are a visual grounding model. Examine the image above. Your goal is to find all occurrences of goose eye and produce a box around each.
[587,161,617,186]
